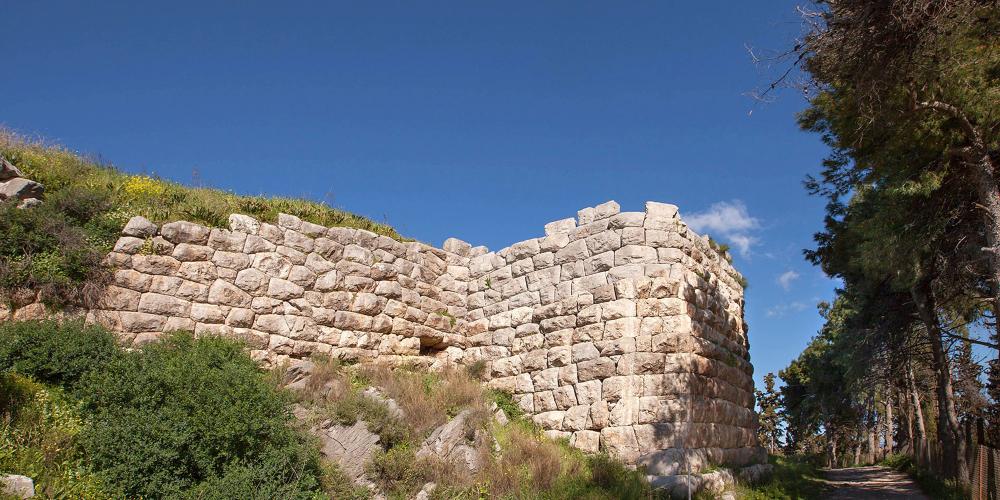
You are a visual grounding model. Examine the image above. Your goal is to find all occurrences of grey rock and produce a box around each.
[0,178,44,201]
[123,216,158,238]
[0,156,24,181]
[0,474,34,498]
[16,198,42,209]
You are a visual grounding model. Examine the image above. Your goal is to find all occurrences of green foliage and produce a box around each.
[489,389,525,421]
[75,331,323,498]
[735,455,825,500]
[0,320,120,388]
[327,389,410,448]
[0,373,108,498]
[366,445,427,499]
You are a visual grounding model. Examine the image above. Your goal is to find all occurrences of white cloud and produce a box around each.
[777,270,800,291]
[766,301,808,318]
[685,200,761,257]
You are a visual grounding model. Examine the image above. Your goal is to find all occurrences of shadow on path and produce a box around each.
[820,466,928,499]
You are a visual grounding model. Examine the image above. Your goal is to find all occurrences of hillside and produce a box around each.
[0,129,401,309]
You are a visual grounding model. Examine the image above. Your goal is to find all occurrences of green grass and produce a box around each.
[0,128,405,306]
[734,455,827,500]
[881,453,968,500]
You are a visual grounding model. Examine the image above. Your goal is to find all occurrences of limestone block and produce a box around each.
[160,221,210,245]
[114,269,152,292]
[132,255,181,275]
[534,391,557,412]
[589,400,610,429]
[229,213,260,234]
[283,230,314,253]
[577,357,616,381]
[576,380,602,406]
[177,261,217,284]
[553,385,577,409]
[252,252,292,278]
[113,236,145,254]
[602,299,636,319]
[268,278,304,300]
[621,227,644,245]
[600,426,640,464]
[615,245,658,265]
[608,212,645,229]
[559,364,578,386]
[288,265,317,287]
[442,237,472,256]
[208,279,252,307]
[233,268,268,294]
[172,243,213,262]
[120,311,166,333]
[510,239,540,260]
[544,217,576,236]
[99,285,141,311]
[191,303,226,323]
[533,411,565,430]
[0,177,44,200]
[547,346,572,367]
[226,308,255,327]
[207,228,247,252]
[593,201,620,220]
[571,430,601,453]
[645,201,679,219]
[637,298,687,317]
[572,342,600,362]
[138,293,190,317]
[554,239,588,265]
[605,318,640,339]
[277,245,307,265]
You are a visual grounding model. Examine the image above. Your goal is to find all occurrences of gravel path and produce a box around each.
[820,466,928,499]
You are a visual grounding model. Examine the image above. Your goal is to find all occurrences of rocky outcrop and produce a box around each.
[9,199,765,473]
[0,156,43,208]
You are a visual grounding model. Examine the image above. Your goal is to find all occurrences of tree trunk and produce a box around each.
[886,396,895,457]
[968,147,1000,352]
[907,365,930,465]
[912,277,969,483]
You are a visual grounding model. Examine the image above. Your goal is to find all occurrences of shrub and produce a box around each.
[0,373,108,498]
[76,331,323,498]
[366,445,427,499]
[0,200,111,306]
[0,320,120,388]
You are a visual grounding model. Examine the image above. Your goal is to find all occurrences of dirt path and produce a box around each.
[820,466,928,499]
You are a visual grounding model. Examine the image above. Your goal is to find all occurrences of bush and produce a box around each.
[0,372,108,498]
[0,320,120,387]
[366,445,427,499]
[76,331,323,498]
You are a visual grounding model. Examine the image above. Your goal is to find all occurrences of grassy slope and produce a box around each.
[0,128,403,306]
[0,129,403,239]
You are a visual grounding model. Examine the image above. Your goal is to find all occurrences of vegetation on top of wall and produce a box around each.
[0,128,404,308]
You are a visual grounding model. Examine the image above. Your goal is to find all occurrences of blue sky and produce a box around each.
[1,1,836,390]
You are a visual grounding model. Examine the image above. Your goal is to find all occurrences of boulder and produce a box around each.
[123,216,157,238]
[0,178,44,201]
[0,474,34,498]
[0,156,23,181]
[416,409,482,473]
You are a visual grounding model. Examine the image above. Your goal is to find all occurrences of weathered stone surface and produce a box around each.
[0,474,34,498]
[123,216,157,238]
[0,156,23,181]
[0,178,44,201]
[208,279,252,307]
[229,213,261,234]
[160,221,210,245]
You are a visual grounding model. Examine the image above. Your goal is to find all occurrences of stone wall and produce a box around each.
[6,199,764,473]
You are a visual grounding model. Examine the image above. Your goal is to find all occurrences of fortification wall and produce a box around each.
[3,200,764,473]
